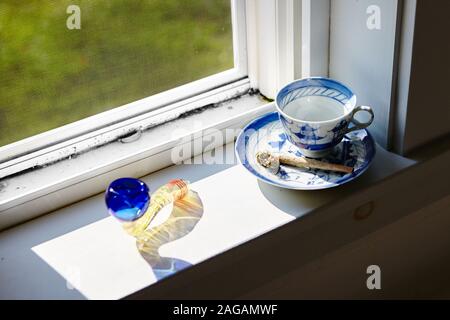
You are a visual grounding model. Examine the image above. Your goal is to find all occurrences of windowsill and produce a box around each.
[0,84,270,230]
[2,135,448,299]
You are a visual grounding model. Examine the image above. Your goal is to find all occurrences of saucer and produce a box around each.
[235,112,376,190]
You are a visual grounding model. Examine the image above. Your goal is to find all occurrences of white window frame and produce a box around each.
[392,0,449,155]
[246,0,330,97]
[246,0,303,98]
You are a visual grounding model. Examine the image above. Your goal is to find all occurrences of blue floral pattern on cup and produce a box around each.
[276,77,374,158]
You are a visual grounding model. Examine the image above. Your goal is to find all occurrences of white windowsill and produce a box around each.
[3,136,441,299]
[0,82,271,230]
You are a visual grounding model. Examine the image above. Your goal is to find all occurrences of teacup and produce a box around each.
[276,77,374,158]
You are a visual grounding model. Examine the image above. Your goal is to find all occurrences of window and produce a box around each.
[0,0,251,228]
[0,0,247,160]
[0,0,235,147]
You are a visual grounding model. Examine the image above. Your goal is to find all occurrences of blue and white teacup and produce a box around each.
[276,77,374,158]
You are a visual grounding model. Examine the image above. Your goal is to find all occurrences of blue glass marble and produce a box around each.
[105,178,150,221]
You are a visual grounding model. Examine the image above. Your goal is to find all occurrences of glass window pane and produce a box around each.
[0,0,233,147]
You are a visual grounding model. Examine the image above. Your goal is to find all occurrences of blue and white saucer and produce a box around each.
[235,112,376,190]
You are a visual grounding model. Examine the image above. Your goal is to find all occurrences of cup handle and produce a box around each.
[345,105,374,133]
